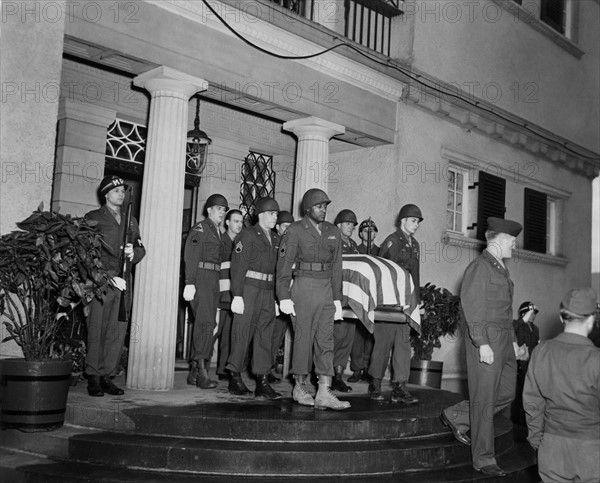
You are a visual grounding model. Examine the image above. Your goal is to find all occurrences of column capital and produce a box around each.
[134,66,208,99]
[283,116,345,140]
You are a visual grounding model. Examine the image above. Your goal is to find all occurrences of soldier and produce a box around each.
[85,175,146,397]
[226,197,282,400]
[277,188,350,410]
[357,219,379,256]
[367,204,422,404]
[213,209,244,379]
[183,194,228,389]
[331,209,360,392]
[441,217,524,477]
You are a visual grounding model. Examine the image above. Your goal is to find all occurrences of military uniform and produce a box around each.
[85,204,145,377]
[213,232,235,376]
[276,217,342,377]
[226,225,280,376]
[357,242,379,256]
[184,218,222,362]
[511,315,540,425]
[368,229,419,384]
[443,250,517,470]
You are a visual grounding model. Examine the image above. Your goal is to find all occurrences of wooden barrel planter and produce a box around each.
[408,359,443,389]
[0,358,72,432]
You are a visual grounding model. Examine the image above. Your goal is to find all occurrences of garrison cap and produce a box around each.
[99,175,128,197]
[277,211,294,225]
[561,288,598,316]
[487,217,522,237]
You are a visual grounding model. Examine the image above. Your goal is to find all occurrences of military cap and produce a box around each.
[334,209,358,225]
[398,204,423,222]
[206,193,229,210]
[561,288,598,316]
[487,217,522,237]
[277,211,294,225]
[255,197,280,215]
[99,175,128,197]
[359,219,378,233]
[302,188,331,212]
[519,301,539,316]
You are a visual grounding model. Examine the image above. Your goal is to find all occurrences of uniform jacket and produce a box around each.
[379,229,420,300]
[184,218,222,285]
[276,216,343,301]
[524,332,600,447]
[461,250,514,348]
[230,225,280,297]
[341,236,360,255]
[219,233,235,306]
[357,242,379,256]
[513,317,540,359]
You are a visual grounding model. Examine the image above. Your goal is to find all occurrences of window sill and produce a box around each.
[442,231,570,267]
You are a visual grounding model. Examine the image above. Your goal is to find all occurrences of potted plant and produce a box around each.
[0,204,108,431]
[408,283,462,388]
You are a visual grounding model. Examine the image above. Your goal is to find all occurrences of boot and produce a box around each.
[314,375,351,410]
[331,365,352,392]
[196,359,217,389]
[87,375,104,397]
[255,374,282,400]
[187,360,199,385]
[368,378,385,401]
[347,369,363,383]
[391,382,418,404]
[100,375,124,395]
[228,371,252,395]
[267,371,281,384]
[292,374,314,407]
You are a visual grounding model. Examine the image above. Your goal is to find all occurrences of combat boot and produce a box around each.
[255,374,282,400]
[187,360,199,385]
[315,375,351,410]
[87,375,104,397]
[331,365,352,392]
[196,359,217,389]
[391,382,418,404]
[228,371,252,395]
[347,369,363,383]
[292,374,314,406]
[368,378,385,401]
[100,375,124,395]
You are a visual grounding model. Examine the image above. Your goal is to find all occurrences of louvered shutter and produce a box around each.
[476,171,506,241]
[541,0,565,33]
[524,188,547,253]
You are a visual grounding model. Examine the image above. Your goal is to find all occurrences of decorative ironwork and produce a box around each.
[240,152,276,226]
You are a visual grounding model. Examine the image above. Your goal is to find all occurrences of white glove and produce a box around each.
[334,300,343,320]
[111,276,127,292]
[183,284,196,301]
[514,342,529,361]
[275,302,280,317]
[231,296,245,315]
[124,243,134,261]
[280,299,295,316]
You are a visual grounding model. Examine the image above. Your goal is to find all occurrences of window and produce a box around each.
[523,188,547,253]
[475,171,506,241]
[446,167,465,233]
[240,152,276,226]
[540,0,565,34]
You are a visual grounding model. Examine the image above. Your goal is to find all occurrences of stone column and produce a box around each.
[127,67,208,390]
[283,117,345,218]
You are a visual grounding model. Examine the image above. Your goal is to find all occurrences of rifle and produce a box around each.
[118,187,133,323]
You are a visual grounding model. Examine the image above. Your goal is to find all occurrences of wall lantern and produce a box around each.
[186,96,212,175]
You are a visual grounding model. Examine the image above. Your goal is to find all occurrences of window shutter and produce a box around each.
[540,0,565,33]
[524,188,547,253]
[476,171,506,241]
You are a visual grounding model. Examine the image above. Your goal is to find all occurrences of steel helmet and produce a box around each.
[398,204,423,222]
[205,193,229,210]
[359,219,378,233]
[334,209,358,226]
[301,188,331,212]
[255,197,280,215]
[277,211,295,225]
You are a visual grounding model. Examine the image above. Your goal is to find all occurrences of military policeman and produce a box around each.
[441,217,523,477]
[367,204,422,404]
[357,219,380,256]
[277,188,350,410]
[226,197,282,400]
[85,175,146,397]
[331,209,360,392]
[183,194,228,389]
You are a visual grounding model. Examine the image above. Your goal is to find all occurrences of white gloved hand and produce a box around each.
[231,296,245,315]
[111,276,127,292]
[514,342,529,361]
[275,302,280,317]
[334,300,343,320]
[124,243,134,261]
[280,299,295,316]
[183,284,196,301]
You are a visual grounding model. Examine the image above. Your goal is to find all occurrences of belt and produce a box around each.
[198,261,220,271]
[298,262,333,271]
[246,270,273,282]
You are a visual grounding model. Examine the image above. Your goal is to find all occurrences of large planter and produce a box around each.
[408,359,443,389]
[0,358,71,432]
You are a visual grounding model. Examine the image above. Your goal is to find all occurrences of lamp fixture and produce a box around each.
[186,96,212,175]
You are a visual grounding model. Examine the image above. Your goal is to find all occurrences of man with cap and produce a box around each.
[441,217,525,477]
[330,209,360,392]
[357,218,379,256]
[511,301,540,425]
[84,175,146,397]
[524,288,599,483]
[226,197,282,400]
[367,204,422,405]
[269,211,295,383]
[277,188,350,410]
[183,193,228,389]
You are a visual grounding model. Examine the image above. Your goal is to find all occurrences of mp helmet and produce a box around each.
[301,188,331,212]
[255,197,280,215]
[398,204,423,222]
[334,209,358,226]
[206,193,229,210]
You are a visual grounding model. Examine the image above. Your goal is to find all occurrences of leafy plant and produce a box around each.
[410,283,462,361]
[0,204,109,360]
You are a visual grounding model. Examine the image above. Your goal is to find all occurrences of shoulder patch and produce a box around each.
[235,241,243,253]
[191,236,200,246]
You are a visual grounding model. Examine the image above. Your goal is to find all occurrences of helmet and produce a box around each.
[255,197,280,215]
[206,194,229,210]
[301,188,331,212]
[398,204,423,222]
[334,209,358,225]
[99,175,128,197]
[359,219,378,233]
[277,211,295,225]
[519,301,538,316]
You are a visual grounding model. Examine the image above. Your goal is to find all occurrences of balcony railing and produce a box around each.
[269,0,403,57]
